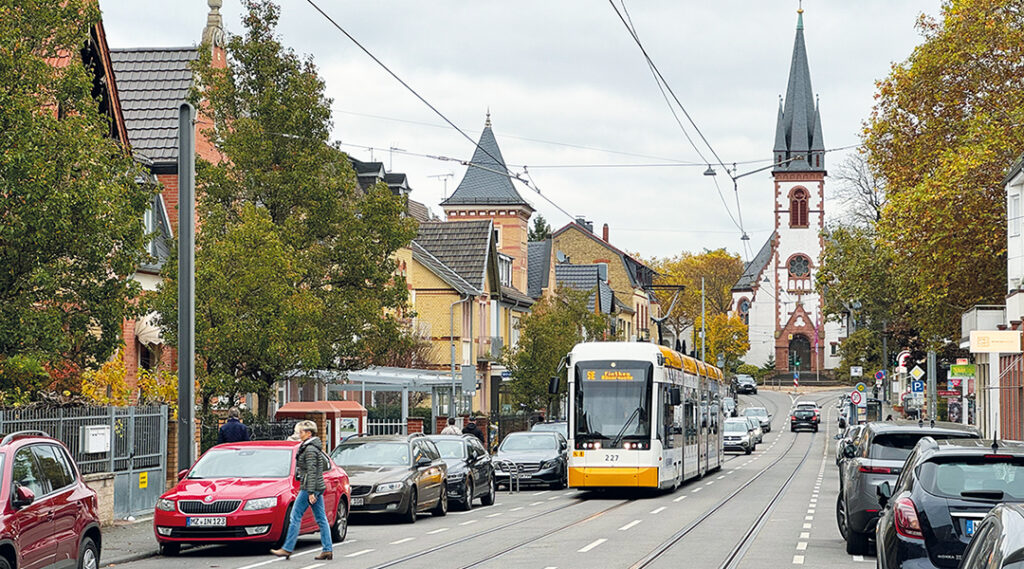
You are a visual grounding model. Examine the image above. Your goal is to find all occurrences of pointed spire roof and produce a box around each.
[773,8,824,172]
[441,115,532,209]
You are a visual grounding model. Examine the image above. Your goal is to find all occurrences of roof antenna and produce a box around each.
[918,417,924,428]
[992,432,999,453]
[930,419,935,429]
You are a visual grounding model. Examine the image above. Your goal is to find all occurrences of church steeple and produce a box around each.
[773,8,824,172]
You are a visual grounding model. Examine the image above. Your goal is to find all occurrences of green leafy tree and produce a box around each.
[528,214,552,241]
[0,0,154,374]
[502,287,607,412]
[647,249,743,348]
[693,313,750,372]
[155,0,416,416]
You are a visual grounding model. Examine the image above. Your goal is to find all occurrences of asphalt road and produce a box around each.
[113,389,873,569]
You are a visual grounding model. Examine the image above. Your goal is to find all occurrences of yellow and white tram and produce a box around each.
[566,342,725,490]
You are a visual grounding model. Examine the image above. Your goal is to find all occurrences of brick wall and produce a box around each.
[407,417,424,434]
[83,473,116,526]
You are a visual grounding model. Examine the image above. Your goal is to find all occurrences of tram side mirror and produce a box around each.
[669,387,681,406]
[548,376,560,395]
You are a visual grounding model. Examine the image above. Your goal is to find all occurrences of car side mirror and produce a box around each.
[838,417,847,429]
[877,481,892,507]
[177,469,189,481]
[12,485,35,509]
[834,434,842,440]
[843,443,857,459]
[416,456,433,468]
[669,387,682,406]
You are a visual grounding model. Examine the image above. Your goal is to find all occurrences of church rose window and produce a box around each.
[790,188,809,227]
[788,255,810,277]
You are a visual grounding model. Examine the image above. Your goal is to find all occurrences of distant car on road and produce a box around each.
[793,401,820,424]
[744,416,763,445]
[958,503,1024,569]
[790,408,818,432]
[530,421,569,440]
[743,406,772,433]
[330,433,447,524]
[494,432,567,489]
[876,438,1024,569]
[426,434,496,511]
[736,375,758,394]
[155,440,350,555]
[1,430,102,569]
[836,421,980,555]
[723,418,754,454]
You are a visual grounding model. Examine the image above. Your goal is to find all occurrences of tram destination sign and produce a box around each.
[586,369,638,381]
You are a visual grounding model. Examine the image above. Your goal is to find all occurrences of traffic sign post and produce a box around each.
[850,366,863,378]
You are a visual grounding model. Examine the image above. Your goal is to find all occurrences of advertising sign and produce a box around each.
[970,330,1023,354]
[949,364,976,378]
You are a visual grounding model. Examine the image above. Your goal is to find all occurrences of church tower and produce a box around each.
[442,113,534,292]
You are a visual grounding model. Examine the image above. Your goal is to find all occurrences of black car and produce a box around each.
[330,433,448,523]
[958,503,1024,569]
[875,438,1024,569]
[426,434,496,511]
[736,374,758,395]
[494,431,568,489]
[790,408,817,432]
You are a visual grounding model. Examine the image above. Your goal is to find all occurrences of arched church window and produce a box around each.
[738,298,750,325]
[790,188,809,228]
[788,255,810,278]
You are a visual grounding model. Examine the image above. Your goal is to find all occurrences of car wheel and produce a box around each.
[461,477,474,511]
[330,498,348,543]
[403,488,418,524]
[554,467,567,490]
[836,494,849,540]
[480,476,496,506]
[275,503,294,548]
[432,485,448,517]
[814,427,819,433]
[159,543,181,557]
[78,536,99,569]
[745,447,752,455]
[0,556,10,569]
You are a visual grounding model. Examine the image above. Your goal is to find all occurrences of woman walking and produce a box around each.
[270,422,333,560]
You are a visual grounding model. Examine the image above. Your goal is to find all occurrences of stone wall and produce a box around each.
[82,472,116,527]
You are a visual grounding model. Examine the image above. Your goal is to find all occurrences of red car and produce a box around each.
[0,430,101,569]
[154,440,350,556]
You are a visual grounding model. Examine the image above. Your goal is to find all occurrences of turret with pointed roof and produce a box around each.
[773,10,825,172]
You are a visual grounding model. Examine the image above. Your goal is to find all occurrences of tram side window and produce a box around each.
[659,386,674,449]
[684,391,697,445]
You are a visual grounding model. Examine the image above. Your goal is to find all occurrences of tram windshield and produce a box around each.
[574,361,653,446]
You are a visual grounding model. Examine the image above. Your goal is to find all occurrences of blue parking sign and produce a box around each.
[911,380,925,393]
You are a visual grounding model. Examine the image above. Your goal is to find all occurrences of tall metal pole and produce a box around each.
[176,103,196,470]
[881,323,889,403]
[927,350,937,420]
[700,277,706,362]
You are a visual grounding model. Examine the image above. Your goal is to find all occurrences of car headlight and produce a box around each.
[156,498,176,512]
[243,496,278,511]
[541,459,560,469]
[376,481,404,494]
[446,471,466,481]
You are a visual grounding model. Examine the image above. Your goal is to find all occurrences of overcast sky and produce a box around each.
[99,1,942,261]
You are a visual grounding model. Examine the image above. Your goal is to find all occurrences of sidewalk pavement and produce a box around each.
[101,514,160,566]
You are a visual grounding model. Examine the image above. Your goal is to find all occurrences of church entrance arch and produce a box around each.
[789,334,811,372]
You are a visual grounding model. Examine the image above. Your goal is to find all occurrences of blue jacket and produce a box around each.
[217,417,252,444]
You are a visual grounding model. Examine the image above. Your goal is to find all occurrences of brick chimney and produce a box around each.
[602,223,609,242]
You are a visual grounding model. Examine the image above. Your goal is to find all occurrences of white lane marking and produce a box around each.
[578,538,607,553]
[805,515,814,521]
[459,520,477,526]
[295,564,323,569]
[793,555,805,564]
[486,512,503,518]
[548,496,558,500]
[532,490,550,496]
[449,510,474,515]
[797,542,807,550]
[427,528,449,535]
[237,559,284,569]
[619,520,642,531]
[853,555,873,563]
[803,523,812,529]
[808,509,816,514]
[510,506,523,511]
[345,549,374,558]
[673,495,688,502]
[717,475,726,480]
[530,501,544,506]
[390,537,415,545]
[692,487,703,493]
[705,481,715,486]
[800,532,810,539]
[650,506,666,514]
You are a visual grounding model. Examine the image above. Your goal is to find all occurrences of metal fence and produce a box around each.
[0,404,168,518]
[365,419,407,435]
[200,418,300,453]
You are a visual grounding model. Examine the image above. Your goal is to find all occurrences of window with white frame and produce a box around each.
[498,253,513,287]
[1011,194,1021,237]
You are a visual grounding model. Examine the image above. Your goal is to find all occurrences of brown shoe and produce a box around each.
[314,551,333,560]
[269,548,292,559]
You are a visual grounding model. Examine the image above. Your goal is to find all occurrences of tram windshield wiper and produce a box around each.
[611,407,642,448]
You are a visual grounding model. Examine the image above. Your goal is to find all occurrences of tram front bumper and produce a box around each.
[568,467,659,488]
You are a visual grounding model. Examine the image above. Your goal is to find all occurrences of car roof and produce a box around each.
[0,431,62,447]
[794,401,817,406]
[919,438,1024,456]
[507,431,558,437]
[426,434,475,440]
[533,420,567,425]
[212,440,299,449]
[340,434,417,443]
[866,420,980,437]
[724,417,748,422]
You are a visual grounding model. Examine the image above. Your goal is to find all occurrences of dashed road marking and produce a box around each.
[673,495,688,502]
[800,532,810,538]
[459,520,477,526]
[692,487,703,493]
[427,528,449,535]
[796,542,807,550]
[345,549,374,558]
[717,475,726,479]
[578,538,607,553]
[650,506,666,514]
[793,555,805,564]
[390,537,415,545]
[619,520,642,531]
[532,490,550,496]
[548,496,558,500]
[705,481,715,486]
[805,515,814,521]
[296,564,323,569]
[510,506,523,511]
[803,523,812,529]
[486,512,503,518]
[530,501,544,506]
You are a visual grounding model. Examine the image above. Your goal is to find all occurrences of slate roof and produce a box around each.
[414,220,494,292]
[773,12,824,172]
[407,199,431,223]
[614,296,635,315]
[527,240,552,298]
[441,120,531,208]
[500,285,535,308]
[410,241,479,296]
[555,264,613,314]
[109,47,198,164]
[733,232,776,292]
[551,221,657,290]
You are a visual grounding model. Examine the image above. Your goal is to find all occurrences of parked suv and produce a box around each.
[958,503,1024,569]
[425,434,496,511]
[876,439,1024,569]
[836,421,980,554]
[736,375,758,395]
[0,430,101,569]
[330,433,448,524]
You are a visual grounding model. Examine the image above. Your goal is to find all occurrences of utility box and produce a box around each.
[81,425,111,453]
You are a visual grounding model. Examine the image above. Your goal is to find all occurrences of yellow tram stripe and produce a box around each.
[568,467,659,488]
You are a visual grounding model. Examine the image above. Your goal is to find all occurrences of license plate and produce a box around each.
[518,474,532,479]
[351,497,364,507]
[186,517,226,527]
[965,519,975,536]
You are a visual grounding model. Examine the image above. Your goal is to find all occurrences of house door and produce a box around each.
[789,335,811,372]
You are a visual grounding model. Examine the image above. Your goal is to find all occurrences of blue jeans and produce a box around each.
[281,490,332,552]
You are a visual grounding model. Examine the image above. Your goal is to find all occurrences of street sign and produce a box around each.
[910,366,926,381]
[875,370,885,380]
[850,391,862,406]
[938,390,960,397]
[956,358,969,365]
[855,382,867,393]
[500,370,512,379]
[875,379,882,387]
[793,371,799,388]
[949,364,975,378]
[911,380,925,393]
[850,366,863,377]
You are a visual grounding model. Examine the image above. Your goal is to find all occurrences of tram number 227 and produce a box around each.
[604,454,620,462]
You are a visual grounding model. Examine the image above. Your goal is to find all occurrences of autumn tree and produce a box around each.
[155,1,416,416]
[528,214,552,241]
[693,313,750,372]
[0,0,154,378]
[864,0,1024,342]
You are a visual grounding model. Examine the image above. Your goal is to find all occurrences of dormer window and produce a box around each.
[790,188,809,228]
[498,253,513,287]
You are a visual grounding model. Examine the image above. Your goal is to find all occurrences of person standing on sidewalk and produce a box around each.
[440,417,461,435]
[270,423,333,560]
[217,407,251,444]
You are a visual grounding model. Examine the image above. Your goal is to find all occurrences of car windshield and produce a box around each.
[737,376,754,384]
[331,441,410,466]
[746,418,759,428]
[188,448,292,479]
[724,421,748,433]
[432,439,466,459]
[794,409,815,418]
[574,361,652,442]
[796,403,816,409]
[870,433,978,461]
[744,408,768,418]
[918,457,1024,500]
[500,434,557,452]
[531,422,568,437]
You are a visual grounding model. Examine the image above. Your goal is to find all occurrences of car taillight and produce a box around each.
[894,497,923,539]
[791,415,797,421]
[859,465,892,474]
